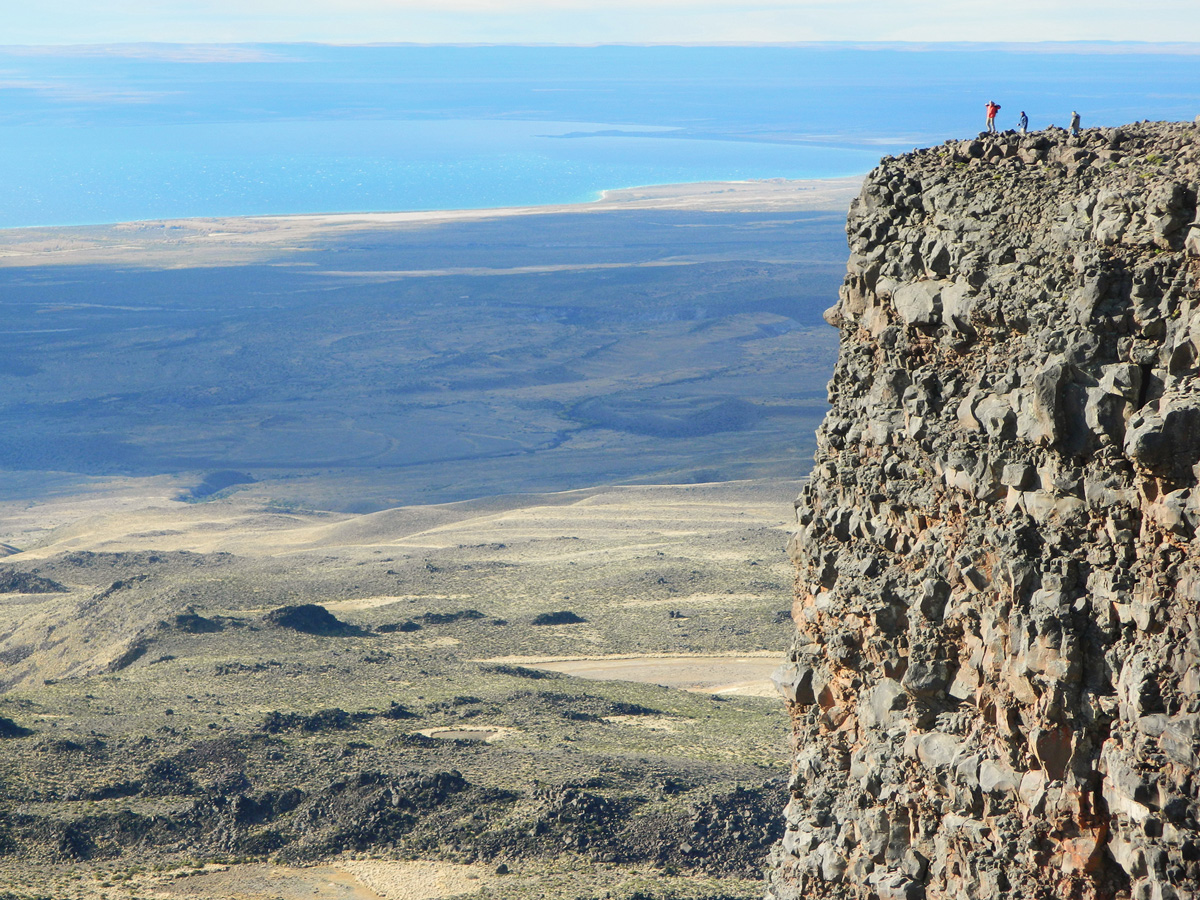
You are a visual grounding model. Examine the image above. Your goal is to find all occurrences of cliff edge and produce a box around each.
[770,122,1200,900]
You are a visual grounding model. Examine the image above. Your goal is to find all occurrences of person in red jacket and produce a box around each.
[985,101,1000,134]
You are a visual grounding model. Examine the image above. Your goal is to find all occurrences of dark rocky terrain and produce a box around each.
[771,122,1200,899]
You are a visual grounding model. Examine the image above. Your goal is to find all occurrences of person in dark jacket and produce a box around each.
[1018,111,1028,134]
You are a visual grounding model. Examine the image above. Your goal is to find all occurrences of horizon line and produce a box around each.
[6,39,1200,53]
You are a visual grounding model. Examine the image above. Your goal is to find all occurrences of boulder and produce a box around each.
[892,281,943,326]
[772,663,816,706]
[1125,394,1200,481]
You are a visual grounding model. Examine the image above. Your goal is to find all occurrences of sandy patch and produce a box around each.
[602,715,684,731]
[159,863,381,899]
[338,860,489,900]
[705,681,780,698]
[419,636,462,649]
[318,259,694,281]
[10,478,801,561]
[619,591,773,608]
[0,177,862,270]
[0,474,191,551]
[484,654,782,696]
[417,725,515,743]
[155,861,489,900]
[327,594,468,611]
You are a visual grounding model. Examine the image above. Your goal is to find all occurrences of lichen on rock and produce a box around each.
[770,122,1200,900]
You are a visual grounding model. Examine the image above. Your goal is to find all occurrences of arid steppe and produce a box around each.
[1,478,802,900]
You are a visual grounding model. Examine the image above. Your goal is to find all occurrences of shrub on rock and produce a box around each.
[532,610,587,626]
[265,604,362,635]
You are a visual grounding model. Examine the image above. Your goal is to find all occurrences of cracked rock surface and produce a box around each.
[769,122,1200,900]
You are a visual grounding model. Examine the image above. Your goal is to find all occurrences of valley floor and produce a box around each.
[0,178,849,514]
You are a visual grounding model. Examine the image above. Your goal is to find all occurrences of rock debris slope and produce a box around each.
[769,122,1200,900]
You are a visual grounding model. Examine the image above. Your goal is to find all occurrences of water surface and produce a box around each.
[2,43,1199,226]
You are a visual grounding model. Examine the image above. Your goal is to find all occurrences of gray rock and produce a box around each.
[864,678,908,728]
[772,663,816,706]
[1125,395,1200,481]
[1099,362,1142,402]
[911,732,962,770]
[1085,383,1128,441]
[978,761,1020,795]
[892,281,943,326]
[917,579,950,621]
[871,872,924,900]
[1027,358,1070,446]
[1000,462,1035,490]
[1161,715,1200,767]
[941,281,976,335]
[901,660,949,698]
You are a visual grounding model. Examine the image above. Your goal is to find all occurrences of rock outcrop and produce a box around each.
[770,122,1200,900]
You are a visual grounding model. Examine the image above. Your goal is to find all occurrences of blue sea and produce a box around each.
[2,44,1199,228]
[0,119,884,227]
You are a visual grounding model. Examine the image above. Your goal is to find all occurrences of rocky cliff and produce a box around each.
[769,122,1200,900]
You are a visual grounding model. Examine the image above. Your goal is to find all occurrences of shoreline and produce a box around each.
[0,176,863,269]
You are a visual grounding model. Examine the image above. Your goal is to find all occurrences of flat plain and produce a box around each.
[0,179,852,519]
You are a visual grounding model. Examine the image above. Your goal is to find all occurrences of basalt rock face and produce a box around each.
[769,123,1200,900]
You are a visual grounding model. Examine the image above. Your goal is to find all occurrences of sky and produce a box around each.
[5,1,1200,45]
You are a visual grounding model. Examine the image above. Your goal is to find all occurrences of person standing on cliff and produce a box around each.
[1018,111,1028,134]
[1070,110,1081,136]
[986,100,1001,133]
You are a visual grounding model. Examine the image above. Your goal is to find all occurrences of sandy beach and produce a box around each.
[0,177,862,269]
